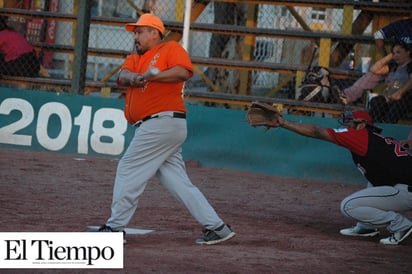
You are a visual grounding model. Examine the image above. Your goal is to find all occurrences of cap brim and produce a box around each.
[124,22,165,35]
[125,24,137,32]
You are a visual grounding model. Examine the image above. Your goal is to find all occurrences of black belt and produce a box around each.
[409,185,412,193]
[134,112,186,127]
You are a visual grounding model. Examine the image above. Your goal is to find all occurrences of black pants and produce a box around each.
[0,51,40,77]
[369,91,412,123]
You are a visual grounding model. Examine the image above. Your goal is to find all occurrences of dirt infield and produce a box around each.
[1,148,412,273]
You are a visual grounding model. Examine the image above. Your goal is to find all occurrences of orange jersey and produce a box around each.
[119,41,193,124]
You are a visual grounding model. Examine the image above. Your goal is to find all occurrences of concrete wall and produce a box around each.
[184,105,410,185]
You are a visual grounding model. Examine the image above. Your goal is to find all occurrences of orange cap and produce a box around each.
[125,13,165,35]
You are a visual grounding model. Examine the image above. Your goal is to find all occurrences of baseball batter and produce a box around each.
[98,14,235,245]
[247,105,412,245]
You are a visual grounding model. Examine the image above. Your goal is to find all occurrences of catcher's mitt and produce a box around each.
[246,102,282,128]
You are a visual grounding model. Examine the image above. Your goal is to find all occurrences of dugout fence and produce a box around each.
[0,0,411,121]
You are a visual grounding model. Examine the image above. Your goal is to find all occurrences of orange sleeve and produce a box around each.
[164,41,193,77]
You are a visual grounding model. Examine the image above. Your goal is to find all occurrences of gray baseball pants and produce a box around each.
[341,183,412,233]
[106,113,224,231]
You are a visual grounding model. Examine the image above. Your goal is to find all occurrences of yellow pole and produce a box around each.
[295,71,305,99]
[175,0,184,21]
[319,38,331,67]
[239,4,257,95]
[342,5,354,34]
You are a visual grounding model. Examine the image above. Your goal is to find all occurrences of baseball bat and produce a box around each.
[142,67,160,80]
[306,45,318,73]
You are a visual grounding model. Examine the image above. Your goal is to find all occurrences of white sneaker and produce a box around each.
[340,225,379,237]
[380,227,412,245]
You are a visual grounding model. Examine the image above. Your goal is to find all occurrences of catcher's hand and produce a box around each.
[246,102,282,128]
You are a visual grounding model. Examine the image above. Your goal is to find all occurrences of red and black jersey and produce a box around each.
[327,127,412,186]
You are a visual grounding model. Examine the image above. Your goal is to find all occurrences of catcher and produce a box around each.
[247,102,412,245]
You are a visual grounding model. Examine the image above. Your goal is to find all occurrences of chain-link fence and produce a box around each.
[0,0,411,123]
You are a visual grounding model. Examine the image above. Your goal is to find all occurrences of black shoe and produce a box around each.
[98,224,127,244]
[195,224,235,245]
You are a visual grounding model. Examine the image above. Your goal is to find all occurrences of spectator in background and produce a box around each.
[0,16,40,77]
[374,16,412,57]
[335,41,412,123]
[368,41,412,123]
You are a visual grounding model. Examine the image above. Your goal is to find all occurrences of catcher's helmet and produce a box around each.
[339,110,382,133]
